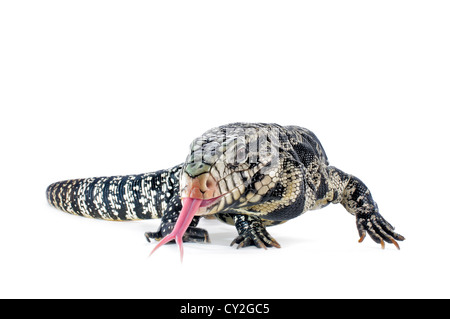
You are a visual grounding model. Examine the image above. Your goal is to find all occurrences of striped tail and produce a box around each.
[46,164,183,221]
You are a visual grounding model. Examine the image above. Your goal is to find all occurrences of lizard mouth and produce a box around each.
[197,195,223,208]
[149,195,223,261]
[150,173,232,260]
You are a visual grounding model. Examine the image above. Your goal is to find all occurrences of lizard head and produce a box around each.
[151,123,283,260]
[180,123,283,214]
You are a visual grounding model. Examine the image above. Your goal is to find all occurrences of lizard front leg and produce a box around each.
[329,167,405,249]
[145,196,210,244]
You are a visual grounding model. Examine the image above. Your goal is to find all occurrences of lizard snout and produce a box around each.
[181,172,218,200]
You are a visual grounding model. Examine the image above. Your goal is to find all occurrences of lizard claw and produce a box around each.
[356,212,405,250]
[389,237,400,250]
[145,226,210,244]
[358,232,366,243]
[230,217,281,249]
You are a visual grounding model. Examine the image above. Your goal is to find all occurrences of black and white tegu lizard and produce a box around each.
[47,123,404,260]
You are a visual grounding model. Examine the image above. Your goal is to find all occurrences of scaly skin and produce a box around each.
[47,123,404,252]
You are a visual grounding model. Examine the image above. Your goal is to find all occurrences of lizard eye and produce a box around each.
[235,145,247,164]
[224,141,248,167]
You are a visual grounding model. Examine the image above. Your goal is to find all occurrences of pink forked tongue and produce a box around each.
[149,198,202,262]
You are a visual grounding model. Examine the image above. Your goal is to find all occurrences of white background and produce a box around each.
[1,1,449,299]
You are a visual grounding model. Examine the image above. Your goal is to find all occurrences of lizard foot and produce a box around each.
[145,225,211,244]
[356,211,405,250]
[230,215,281,249]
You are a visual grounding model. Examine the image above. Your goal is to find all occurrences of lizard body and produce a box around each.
[47,123,404,257]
